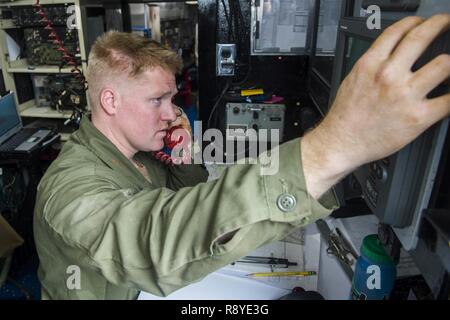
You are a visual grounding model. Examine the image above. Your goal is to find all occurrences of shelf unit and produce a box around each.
[6,58,74,73]
[20,105,72,118]
[0,0,88,124]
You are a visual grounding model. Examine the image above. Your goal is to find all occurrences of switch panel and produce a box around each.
[216,44,236,76]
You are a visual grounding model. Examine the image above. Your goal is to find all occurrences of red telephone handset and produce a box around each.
[152,125,190,165]
[163,125,185,149]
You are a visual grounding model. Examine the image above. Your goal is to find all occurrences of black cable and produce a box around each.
[229,0,251,86]
[17,36,27,60]
[235,0,247,33]
[207,79,231,130]
[233,60,252,86]
[230,0,237,43]
[231,0,240,47]
[221,0,233,42]
[227,0,236,48]
[215,0,219,49]
[7,277,33,300]
[1,172,22,210]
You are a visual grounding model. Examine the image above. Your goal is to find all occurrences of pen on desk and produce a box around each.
[247,271,317,277]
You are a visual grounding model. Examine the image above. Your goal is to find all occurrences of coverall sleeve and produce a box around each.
[166,164,209,190]
[40,138,338,296]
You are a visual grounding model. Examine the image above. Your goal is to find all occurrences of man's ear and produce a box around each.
[99,88,120,115]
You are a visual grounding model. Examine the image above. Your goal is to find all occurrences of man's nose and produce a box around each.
[161,102,177,122]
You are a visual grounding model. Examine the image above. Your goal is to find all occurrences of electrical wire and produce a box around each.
[6,277,33,300]
[2,175,16,193]
[33,2,83,77]
[0,171,26,213]
[220,0,234,42]
[227,0,251,86]
[207,0,252,130]
[33,4,86,87]
[233,59,252,86]
[230,0,240,47]
[207,79,231,130]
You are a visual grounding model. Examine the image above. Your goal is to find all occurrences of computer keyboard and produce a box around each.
[0,128,36,152]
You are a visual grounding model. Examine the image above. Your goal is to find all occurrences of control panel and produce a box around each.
[225,103,285,141]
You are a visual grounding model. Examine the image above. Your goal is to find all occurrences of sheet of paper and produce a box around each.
[138,271,290,300]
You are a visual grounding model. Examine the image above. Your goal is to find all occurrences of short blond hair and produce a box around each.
[86,31,182,107]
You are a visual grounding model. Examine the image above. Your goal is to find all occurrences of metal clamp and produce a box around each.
[316,219,359,280]
[326,229,358,267]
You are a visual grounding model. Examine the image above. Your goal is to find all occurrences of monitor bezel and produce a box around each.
[329,16,450,251]
[0,92,23,146]
[329,17,396,113]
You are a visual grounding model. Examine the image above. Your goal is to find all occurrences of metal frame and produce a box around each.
[307,0,348,117]
[330,17,450,252]
[250,0,315,56]
[328,16,393,106]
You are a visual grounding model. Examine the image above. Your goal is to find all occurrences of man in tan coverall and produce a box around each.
[34,14,450,299]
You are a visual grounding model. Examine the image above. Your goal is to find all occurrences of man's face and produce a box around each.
[114,67,178,152]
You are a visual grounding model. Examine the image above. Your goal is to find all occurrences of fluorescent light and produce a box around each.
[185,1,198,4]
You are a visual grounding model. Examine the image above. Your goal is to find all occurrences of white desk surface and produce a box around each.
[139,230,321,300]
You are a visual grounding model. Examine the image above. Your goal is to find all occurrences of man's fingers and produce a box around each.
[410,54,450,97]
[390,14,450,70]
[366,16,424,62]
[425,93,450,127]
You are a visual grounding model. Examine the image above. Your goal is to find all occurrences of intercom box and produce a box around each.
[225,102,285,142]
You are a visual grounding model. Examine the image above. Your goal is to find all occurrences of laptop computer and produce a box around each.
[0,92,54,154]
